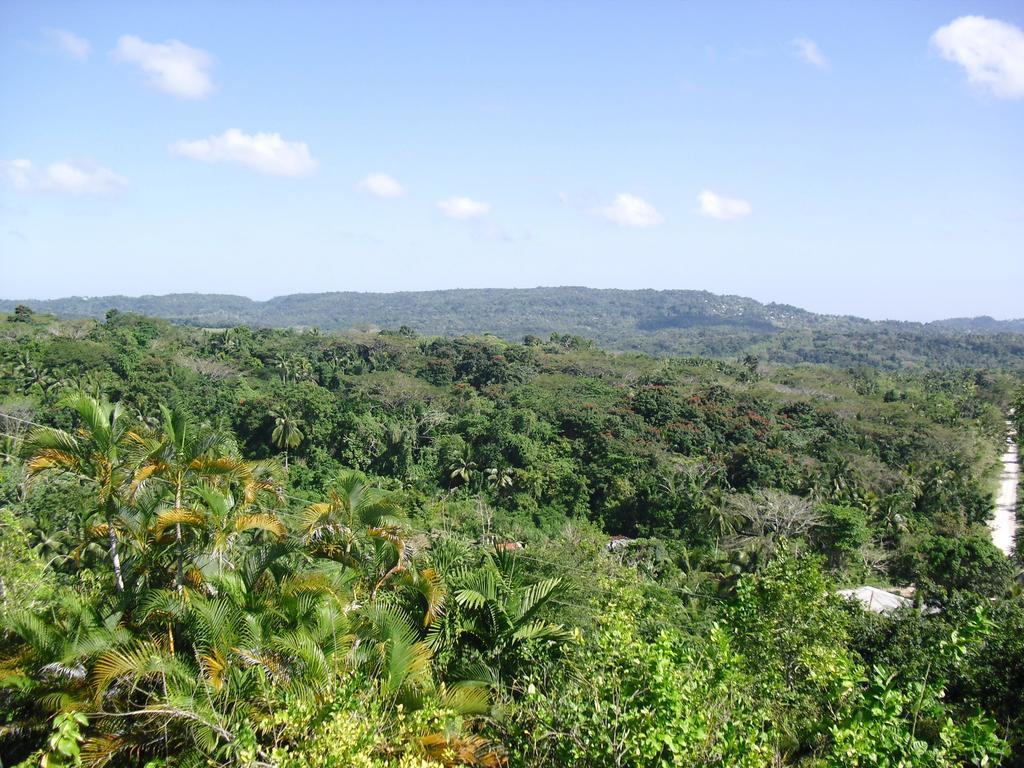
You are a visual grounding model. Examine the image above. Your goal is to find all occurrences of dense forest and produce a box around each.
[1,305,1023,767]
[3,289,1023,370]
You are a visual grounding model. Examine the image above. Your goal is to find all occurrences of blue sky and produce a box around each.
[1,1,1022,320]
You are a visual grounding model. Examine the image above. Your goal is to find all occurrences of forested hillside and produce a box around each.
[3,289,1023,369]
[1,307,1023,767]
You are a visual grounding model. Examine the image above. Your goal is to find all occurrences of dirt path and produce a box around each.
[989,415,1019,557]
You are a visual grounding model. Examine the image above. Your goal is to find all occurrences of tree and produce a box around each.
[485,466,513,494]
[436,551,566,683]
[814,503,869,573]
[724,491,821,568]
[24,394,134,592]
[10,304,34,323]
[449,445,477,488]
[271,412,304,470]
[728,549,856,751]
[0,507,51,616]
[503,585,771,768]
[187,484,286,577]
[301,471,409,597]
[130,404,257,591]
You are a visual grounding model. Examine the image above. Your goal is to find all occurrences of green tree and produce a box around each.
[437,552,566,683]
[505,586,772,768]
[0,507,52,617]
[24,395,135,592]
[272,411,304,470]
[728,549,856,754]
[448,445,477,488]
[10,304,34,323]
[815,503,869,573]
[130,405,251,591]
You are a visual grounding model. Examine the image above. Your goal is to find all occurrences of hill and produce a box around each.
[0,287,858,332]
[3,287,1023,369]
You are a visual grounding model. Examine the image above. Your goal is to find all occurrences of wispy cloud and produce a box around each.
[698,190,751,220]
[359,173,405,198]
[3,158,127,196]
[170,129,317,177]
[793,37,828,69]
[114,35,214,98]
[598,193,662,228]
[438,196,490,219]
[931,16,1024,99]
[45,28,90,60]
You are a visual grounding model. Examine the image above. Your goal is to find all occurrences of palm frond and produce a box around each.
[153,507,207,540]
[513,577,562,623]
[454,570,496,610]
[440,681,491,715]
[415,567,446,627]
[200,649,228,692]
[128,462,164,496]
[26,447,82,477]
[234,512,286,539]
[91,640,179,698]
[511,620,568,643]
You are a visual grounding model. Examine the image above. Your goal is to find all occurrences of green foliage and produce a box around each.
[900,533,1014,604]
[504,586,774,768]
[728,551,858,753]
[827,607,1008,767]
[0,507,53,618]
[0,313,1020,766]
[7,304,35,324]
[825,667,1006,768]
[815,503,870,573]
[40,711,88,768]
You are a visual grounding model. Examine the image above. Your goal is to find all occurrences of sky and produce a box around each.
[1,1,1022,321]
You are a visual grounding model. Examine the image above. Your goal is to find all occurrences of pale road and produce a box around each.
[989,415,1019,557]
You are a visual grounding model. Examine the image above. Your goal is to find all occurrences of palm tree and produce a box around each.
[187,484,286,578]
[24,395,134,592]
[272,353,292,384]
[130,405,247,591]
[485,466,513,494]
[86,550,345,765]
[14,353,59,404]
[0,591,130,731]
[271,412,303,470]
[302,472,452,626]
[700,502,742,548]
[449,445,477,488]
[301,471,408,593]
[432,552,566,683]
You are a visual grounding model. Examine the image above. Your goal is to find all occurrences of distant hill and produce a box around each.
[928,316,1024,333]
[0,287,902,333]
[3,288,1023,369]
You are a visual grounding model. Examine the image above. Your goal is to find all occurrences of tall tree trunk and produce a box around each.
[106,507,125,593]
[175,482,185,592]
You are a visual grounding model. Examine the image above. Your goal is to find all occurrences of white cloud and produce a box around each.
[46,28,90,60]
[698,190,752,220]
[170,129,317,177]
[438,196,490,219]
[114,34,214,98]
[931,16,1024,99]
[359,173,405,198]
[793,37,828,68]
[598,193,662,228]
[2,158,127,196]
